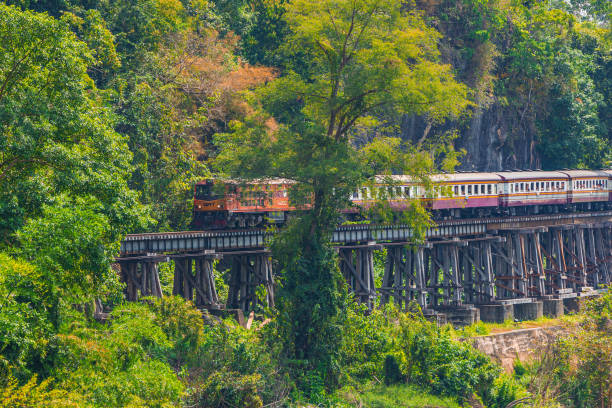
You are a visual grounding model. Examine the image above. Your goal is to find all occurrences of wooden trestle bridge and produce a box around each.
[117,211,612,324]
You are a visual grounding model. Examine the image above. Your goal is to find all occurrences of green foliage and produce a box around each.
[16,199,120,308]
[0,3,148,239]
[214,0,469,393]
[0,254,52,380]
[338,303,523,405]
[0,374,83,407]
[196,370,263,408]
[348,384,462,408]
[511,291,612,408]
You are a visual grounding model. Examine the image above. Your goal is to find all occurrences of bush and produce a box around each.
[196,370,264,408]
[339,302,517,404]
[383,354,403,385]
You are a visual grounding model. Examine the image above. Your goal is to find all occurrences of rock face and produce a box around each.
[401,105,541,173]
[469,327,562,371]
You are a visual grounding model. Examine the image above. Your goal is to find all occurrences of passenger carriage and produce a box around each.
[561,170,609,209]
[347,173,501,218]
[604,169,612,203]
[430,173,500,212]
[496,171,569,213]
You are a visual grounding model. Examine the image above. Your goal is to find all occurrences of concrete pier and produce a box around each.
[478,304,514,323]
[514,301,543,321]
[542,299,564,318]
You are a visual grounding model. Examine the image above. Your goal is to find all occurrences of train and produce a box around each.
[192,170,612,229]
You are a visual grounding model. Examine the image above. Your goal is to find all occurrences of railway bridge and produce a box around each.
[117,210,612,324]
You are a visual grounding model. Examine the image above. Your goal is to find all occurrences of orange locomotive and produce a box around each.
[192,179,296,229]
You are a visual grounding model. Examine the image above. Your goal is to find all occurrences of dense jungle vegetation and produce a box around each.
[0,0,611,406]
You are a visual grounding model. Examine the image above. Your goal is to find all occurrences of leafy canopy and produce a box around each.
[213,0,470,390]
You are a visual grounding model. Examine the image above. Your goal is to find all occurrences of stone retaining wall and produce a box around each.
[469,327,562,371]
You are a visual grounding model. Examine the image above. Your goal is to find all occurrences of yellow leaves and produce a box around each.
[155,0,187,29]
[0,376,83,408]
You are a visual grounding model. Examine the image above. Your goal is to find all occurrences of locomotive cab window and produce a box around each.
[195,184,218,200]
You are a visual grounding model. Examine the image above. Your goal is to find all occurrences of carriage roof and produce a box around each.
[495,171,568,181]
[561,170,609,179]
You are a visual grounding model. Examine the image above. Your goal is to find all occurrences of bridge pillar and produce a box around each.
[460,239,496,305]
[566,226,588,289]
[117,255,165,301]
[595,223,612,286]
[542,226,570,295]
[498,229,548,299]
[426,241,465,307]
[226,252,275,312]
[338,244,380,309]
[380,245,427,310]
[490,233,522,299]
[171,252,220,309]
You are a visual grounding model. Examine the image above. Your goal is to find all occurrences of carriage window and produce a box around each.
[467,185,472,195]
[352,191,359,199]
[454,185,459,196]
[488,184,492,194]
[520,183,524,191]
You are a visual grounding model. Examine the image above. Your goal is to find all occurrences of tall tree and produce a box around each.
[214,0,469,388]
[0,3,147,239]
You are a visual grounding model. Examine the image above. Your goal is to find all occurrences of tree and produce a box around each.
[214,0,469,389]
[0,4,147,239]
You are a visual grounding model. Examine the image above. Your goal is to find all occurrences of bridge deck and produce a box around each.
[120,211,612,255]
